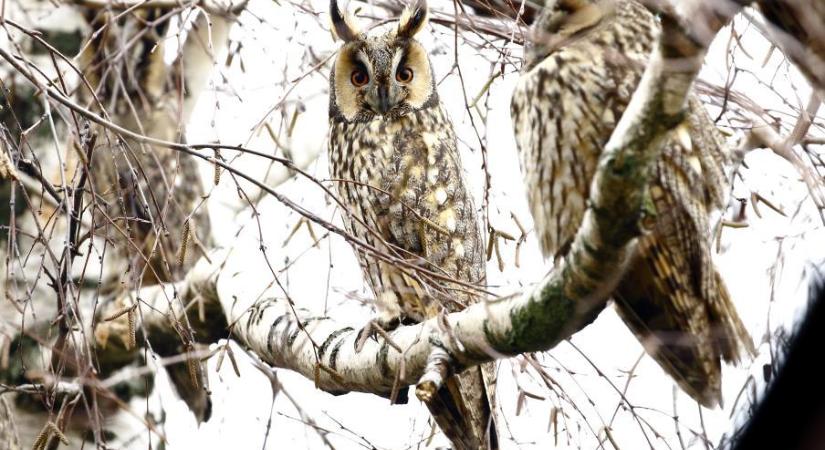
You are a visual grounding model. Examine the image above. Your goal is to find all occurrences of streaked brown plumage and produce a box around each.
[511,0,754,407]
[327,1,496,447]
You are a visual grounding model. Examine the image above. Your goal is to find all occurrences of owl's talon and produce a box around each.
[354,321,376,352]
[354,317,401,352]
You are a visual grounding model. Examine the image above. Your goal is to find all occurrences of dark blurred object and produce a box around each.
[757,0,825,97]
[0,82,41,242]
[731,264,825,450]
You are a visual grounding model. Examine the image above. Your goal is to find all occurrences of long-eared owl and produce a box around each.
[511,0,754,407]
[327,0,497,447]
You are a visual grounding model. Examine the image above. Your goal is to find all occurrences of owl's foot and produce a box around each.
[354,315,402,352]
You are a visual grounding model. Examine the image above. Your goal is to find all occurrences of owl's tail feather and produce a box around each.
[614,234,754,408]
[423,364,498,449]
[610,128,754,408]
[709,271,756,364]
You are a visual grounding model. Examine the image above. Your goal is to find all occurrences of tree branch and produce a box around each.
[741,94,825,213]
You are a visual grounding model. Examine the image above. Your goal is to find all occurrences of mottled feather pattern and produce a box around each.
[511,0,753,407]
[329,82,495,450]
[329,104,485,319]
[327,11,496,446]
[512,2,653,256]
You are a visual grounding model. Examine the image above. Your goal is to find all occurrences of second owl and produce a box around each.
[511,0,754,407]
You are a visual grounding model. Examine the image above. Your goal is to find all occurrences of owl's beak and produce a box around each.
[367,85,403,116]
[377,86,392,114]
[367,85,392,115]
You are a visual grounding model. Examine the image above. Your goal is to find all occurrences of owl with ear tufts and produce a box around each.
[511,0,754,407]
[327,0,498,448]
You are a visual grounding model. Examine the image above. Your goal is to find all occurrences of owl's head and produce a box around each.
[329,0,437,122]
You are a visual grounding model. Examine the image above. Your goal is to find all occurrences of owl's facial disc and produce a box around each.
[334,41,433,120]
[537,0,610,38]
[330,0,433,121]
[364,83,402,115]
[362,48,419,116]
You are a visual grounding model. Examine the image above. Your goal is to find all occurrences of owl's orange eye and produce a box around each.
[396,66,414,83]
[351,69,369,87]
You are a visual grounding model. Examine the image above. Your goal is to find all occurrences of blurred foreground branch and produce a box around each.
[70,0,249,15]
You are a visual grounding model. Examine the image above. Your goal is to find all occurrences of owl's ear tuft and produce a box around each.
[397,0,428,40]
[330,0,360,42]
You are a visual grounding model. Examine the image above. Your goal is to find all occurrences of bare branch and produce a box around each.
[756,0,825,97]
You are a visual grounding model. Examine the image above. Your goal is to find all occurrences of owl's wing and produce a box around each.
[378,130,485,315]
[367,127,496,449]
[614,110,753,407]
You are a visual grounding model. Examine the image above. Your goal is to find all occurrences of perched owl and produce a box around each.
[327,0,497,447]
[511,0,754,407]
